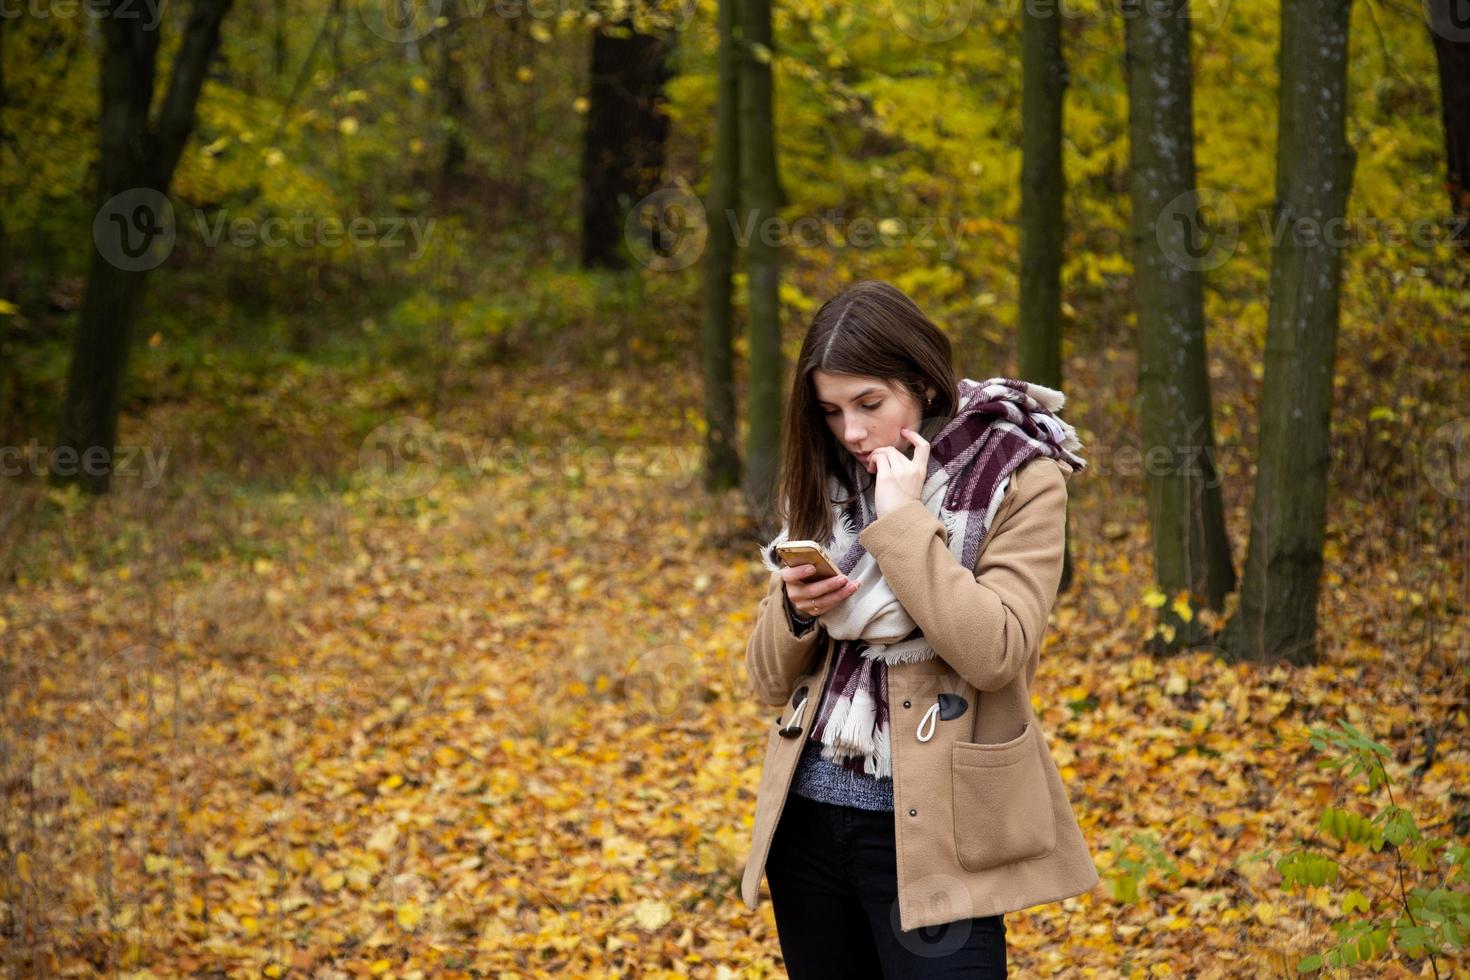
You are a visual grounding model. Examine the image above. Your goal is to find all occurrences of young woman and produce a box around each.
[739,280,1098,978]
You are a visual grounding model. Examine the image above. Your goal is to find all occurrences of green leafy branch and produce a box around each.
[1104,830,1180,905]
[1267,719,1470,975]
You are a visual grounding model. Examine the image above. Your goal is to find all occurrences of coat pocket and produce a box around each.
[950,723,1057,872]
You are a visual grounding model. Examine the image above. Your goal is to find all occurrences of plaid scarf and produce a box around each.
[760,377,1086,778]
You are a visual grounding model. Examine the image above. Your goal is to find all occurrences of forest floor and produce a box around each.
[2,355,1466,978]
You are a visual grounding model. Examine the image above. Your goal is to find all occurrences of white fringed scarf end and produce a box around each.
[830,685,878,756]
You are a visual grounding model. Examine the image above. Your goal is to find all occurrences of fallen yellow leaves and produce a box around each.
[396,901,423,930]
[631,898,672,931]
[367,822,399,854]
[7,365,1466,976]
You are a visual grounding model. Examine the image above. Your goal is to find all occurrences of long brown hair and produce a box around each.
[776,280,959,545]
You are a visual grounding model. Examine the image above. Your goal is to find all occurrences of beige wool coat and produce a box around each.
[739,456,1099,933]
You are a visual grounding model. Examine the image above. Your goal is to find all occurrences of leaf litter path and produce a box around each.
[3,365,1465,978]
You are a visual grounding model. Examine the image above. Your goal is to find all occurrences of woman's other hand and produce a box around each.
[871,426,930,518]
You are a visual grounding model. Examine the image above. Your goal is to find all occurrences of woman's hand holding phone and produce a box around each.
[782,563,859,619]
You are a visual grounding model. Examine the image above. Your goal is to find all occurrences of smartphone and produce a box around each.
[774,541,842,582]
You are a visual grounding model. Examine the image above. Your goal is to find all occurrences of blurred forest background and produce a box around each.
[1,0,1468,974]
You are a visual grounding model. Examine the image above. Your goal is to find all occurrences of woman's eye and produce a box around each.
[824,403,883,417]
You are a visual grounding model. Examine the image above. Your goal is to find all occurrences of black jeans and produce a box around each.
[765,791,1007,979]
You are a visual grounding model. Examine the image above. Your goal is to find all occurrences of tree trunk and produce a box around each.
[273,0,287,80]
[0,12,13,448]
[437,0,468,199]
[1221,0,1356,665]
[1019,0,1072,590]
[330,0,348,185]
[738,0,784,531]
[700,0,742,494]
[1428,0,1470,253]
[54,0,235,495]
[1123,0,1236,652]
[580,19,674,269]
[394,0,421,66]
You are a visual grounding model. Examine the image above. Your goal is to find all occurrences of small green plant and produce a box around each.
[1104,830,1179,904]
[1267,719,1470,974]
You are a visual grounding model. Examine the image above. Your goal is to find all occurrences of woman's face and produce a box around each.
[812,370,935,475]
